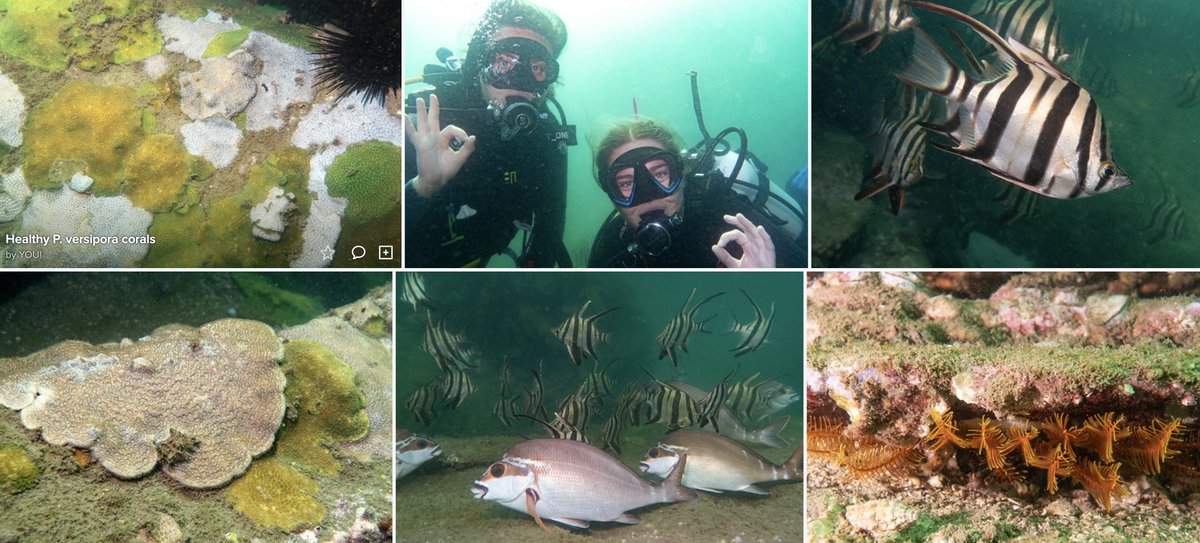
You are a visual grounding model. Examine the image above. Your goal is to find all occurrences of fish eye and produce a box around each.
[416,439,428,448]
[1099,162,1116,178]
[490,463,506,477]
[649,449,659,458]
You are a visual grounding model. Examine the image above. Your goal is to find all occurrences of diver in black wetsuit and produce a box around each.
[404,0,572,268]
[588,119,805,268]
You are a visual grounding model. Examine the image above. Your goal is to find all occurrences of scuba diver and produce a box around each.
[404,0,575,267]
[588,76,806,268]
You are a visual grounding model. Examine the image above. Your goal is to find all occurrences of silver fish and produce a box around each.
[397,429,441,479]
[670,381,790,449]
[837,0,918,55]
[400,272,432,312]
[656,290,725,367]
[899,2,1131,199]
[553,300,620,366]
[855,85,933,215]
[728,289,775,357]
[639,430,801,495]
[471,439,696,531]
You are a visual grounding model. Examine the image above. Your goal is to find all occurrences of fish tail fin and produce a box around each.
[896,27,963,96]
[755,415,790,449]
[660,453,698,503]
[783,443,803,480]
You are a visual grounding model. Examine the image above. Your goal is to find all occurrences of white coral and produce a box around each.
[250,187,295,242]
[0,70,25,148]
[157,10,241,61]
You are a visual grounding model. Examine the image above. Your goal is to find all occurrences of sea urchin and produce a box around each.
[311,0,401,106]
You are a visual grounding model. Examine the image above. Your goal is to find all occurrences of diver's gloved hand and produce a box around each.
[404,94,476,198]
[712,213,776,268]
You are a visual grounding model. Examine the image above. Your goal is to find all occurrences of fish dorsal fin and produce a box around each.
[911,2,1023,82]
[1006,37,1075,83]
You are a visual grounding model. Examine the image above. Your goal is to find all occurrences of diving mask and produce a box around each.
[600,147,684,208]
[480,37,559,93]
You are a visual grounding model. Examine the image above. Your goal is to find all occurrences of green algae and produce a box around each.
[204,27,251,58]
[144,207,209,267]
[232,273,323,327]
[0,445,38,493]
[225,458,325,532]
[276,341,370,475]
[0,0,76,72]
[24,82,143,194]
[326,141,404,225]
[113,18,163,65]
[123,134,191,213]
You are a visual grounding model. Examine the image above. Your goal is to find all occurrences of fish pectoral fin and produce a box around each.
[740,484,770,496]
[549,517,591,529]
[694,486,725,494]
[612,514,641,525]
[525,488,550,532]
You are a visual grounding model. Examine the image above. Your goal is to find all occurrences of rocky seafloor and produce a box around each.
[805,272,1200,542]
[397,423,804,543]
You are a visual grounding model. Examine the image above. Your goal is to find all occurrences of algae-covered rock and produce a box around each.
[225,458,325,531]
[0,444,39,493]
[326,141,403,224]
[0,0,76,72]
[232,273,323,326]
[24,82,144,193]
[203,28,251,58]
[275,341,370,475]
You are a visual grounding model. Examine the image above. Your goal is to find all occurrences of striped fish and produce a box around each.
[642,372,707,431]
[422,311,476,372]
[400,272,432,312]
[582,358,617,400]
[558,384,599,433]
[656,290,725,367]
[855,85,933,214]
[696,370,738,434]
[728,290,775,357]
[1144,171,1186,246]
[994,183,1042,224]
[524,367,548,421]
[493,394,524,428]
[553,301,620,366]
[405,381,441,425]
[440,367,476,410]
[500,355,514,397]
[521,413,590,444]
[599,413,625,455]
[899,2,1131,199]
[723,373,771,422]
[836,0,917,55]
[970,0,1070,65]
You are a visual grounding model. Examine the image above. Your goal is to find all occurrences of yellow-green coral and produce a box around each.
[0,0,76,72]
[276,341,369,475]
[123,134,191,213]
[24,82,144,193]
[326,141,403,224]
[204,28,252,58]
[226,459,324,531]
[0,445,40,493]
[113,19,163,65]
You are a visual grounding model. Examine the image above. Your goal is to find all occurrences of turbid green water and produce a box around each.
[396,271,804,540]
[402,1,809,266]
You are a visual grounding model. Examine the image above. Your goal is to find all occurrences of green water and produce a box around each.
[812,0,1198,267]
[396,271,804,539]
[402,1,809,266]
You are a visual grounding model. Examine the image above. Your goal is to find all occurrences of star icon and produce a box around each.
[321,246,335,261]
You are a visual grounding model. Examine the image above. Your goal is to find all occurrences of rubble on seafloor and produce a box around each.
[0,283,394,543]
[806,272,1200,542]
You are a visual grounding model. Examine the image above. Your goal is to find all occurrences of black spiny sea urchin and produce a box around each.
[311,0,402,106]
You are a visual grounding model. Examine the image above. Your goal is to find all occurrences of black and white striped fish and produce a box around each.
[558,384,600,433]
[657,290,725,367]
[493,394,524,428]
[899,2,1131,199]
[440,367,476,410]
[521,412,591,444]
[642,373,708,431]
[599,412,625,455]
[723,373,771,422]
[1144,171,1186,246]
[582,358,617,400]
[524,367,548,420]
[836,0,917,55]
[855,85,933,215]
[696,370,738,434]
[553,301,620,366]
[970,0,1070,65]
[400,272,432,312]
[422,311,476,372]
[405,380,441,425]
[728,290,775,357]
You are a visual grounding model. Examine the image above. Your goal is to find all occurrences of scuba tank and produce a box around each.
[684,72,806,242]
